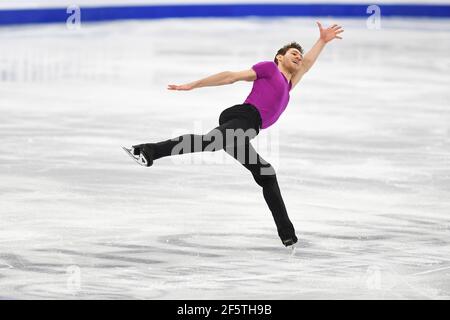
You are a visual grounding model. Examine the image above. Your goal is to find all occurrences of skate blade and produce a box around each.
[289,244,297,257]
[122,146,148,166]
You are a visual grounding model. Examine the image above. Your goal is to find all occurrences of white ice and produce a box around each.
[0,17,449,299]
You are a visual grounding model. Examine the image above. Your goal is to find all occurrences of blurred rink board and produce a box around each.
[0,1,449,83]
[0,0,450,25]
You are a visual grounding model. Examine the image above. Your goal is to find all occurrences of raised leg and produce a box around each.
[136,117,258,160]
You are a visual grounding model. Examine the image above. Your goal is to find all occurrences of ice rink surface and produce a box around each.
[0,17,449,299]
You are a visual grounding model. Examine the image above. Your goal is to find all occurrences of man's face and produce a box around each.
[279,48,303,71]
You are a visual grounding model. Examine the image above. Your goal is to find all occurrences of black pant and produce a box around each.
[148,104,296,242]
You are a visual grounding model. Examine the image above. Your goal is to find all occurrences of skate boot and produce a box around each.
[122,143,155,167]
[282,235,298,247]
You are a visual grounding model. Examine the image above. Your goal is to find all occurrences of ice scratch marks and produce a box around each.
[410,266,450,276]
[96,241,223,258]
[0,253,63,274]
[34,248,164,265]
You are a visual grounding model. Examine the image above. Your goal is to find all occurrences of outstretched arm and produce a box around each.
[291,22,344,89]
[168,69,256,91]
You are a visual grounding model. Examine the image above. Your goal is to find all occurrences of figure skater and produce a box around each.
[124,22,344,247]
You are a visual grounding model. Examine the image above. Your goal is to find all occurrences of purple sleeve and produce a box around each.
[251,61,276,80]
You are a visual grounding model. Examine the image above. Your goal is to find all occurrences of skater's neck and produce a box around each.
[277,64,293,84]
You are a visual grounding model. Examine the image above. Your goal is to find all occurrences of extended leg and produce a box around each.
[134,117,258,162]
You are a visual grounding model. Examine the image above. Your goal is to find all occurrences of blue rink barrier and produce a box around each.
[1,3,450,25]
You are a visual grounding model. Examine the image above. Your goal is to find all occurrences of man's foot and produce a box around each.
[123,143,155,167]
[134,143,156,167]
[122,146,148,166]
[282,235,298,247]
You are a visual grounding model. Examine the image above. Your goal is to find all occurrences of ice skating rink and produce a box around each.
[0,17,449,299]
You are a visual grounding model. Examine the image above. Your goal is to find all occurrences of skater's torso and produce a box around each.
[244,61,291,129]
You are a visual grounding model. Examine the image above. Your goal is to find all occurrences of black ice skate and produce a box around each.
[122,144,155,167]
[282,235,298,247]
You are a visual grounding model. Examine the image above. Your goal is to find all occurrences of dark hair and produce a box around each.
[274,42,304,65]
